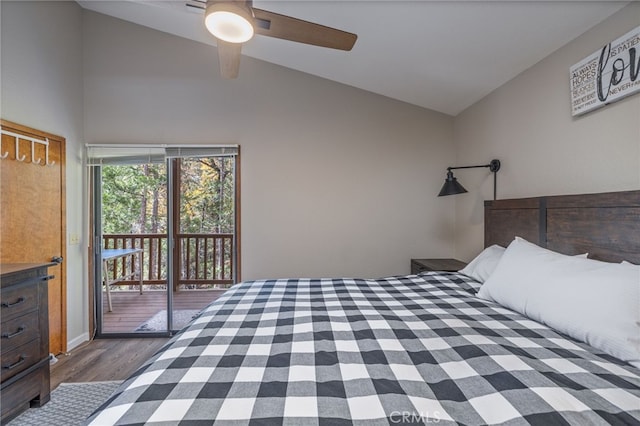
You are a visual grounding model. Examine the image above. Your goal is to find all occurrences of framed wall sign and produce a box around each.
[570,25,640,116]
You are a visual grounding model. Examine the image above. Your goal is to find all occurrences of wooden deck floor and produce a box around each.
[102,289,226,333]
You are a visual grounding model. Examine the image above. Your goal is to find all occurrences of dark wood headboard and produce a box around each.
[484,190,640,264]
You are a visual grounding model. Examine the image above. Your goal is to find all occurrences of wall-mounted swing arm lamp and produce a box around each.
[437,159,501,200]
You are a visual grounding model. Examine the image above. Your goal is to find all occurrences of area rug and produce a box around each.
[134,309,201,332]
[7,381,121,426]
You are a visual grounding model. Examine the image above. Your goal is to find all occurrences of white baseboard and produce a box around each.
[67,332,90,352]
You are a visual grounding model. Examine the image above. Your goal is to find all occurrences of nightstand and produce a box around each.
[411,258,467,274]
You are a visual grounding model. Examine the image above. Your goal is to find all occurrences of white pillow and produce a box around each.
[477,237,640,368]
[460,241,587,284]
[514,236,589,258]
[459,245,505,283]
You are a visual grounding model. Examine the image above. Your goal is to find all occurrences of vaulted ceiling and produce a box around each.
[77,1,629,115]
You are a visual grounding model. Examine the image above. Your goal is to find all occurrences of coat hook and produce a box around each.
[31,140,42,165]
[45,138,55,166]
[0,138,7,159]
[15,137,26,161]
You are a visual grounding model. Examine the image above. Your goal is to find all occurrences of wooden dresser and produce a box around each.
[0,263,53,422]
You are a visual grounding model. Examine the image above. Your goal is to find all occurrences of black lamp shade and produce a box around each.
[438,171,468,196]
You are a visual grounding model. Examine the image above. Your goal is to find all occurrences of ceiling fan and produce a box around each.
[187,0,357,78]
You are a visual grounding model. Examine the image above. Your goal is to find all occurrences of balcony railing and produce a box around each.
[103,233,234,290]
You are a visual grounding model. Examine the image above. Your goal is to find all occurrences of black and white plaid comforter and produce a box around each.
[87,272,640,425]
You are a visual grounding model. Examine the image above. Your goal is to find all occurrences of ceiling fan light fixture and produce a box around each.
[205,2,254,44]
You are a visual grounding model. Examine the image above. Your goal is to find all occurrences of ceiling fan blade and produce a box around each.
[216,40,242,79]
[252,8,357,51]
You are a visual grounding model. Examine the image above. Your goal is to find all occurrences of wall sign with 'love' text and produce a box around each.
[570,25,640,116]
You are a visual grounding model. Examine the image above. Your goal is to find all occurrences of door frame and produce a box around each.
[0,119,67,354]
[88,146,240,337]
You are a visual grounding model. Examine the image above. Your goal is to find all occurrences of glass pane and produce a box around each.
[172,157,236,331]
[100,162,169,334]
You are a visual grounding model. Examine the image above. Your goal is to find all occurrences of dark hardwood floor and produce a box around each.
[50,338,169,390]
[50,289,226,389]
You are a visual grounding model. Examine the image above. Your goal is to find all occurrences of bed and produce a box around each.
[87,190,640,425]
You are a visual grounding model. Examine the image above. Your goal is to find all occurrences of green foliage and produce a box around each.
[179,157,235,234]
[102,164,166,234]
[102,157,234,235]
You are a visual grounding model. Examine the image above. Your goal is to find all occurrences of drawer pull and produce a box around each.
[2,355,27,370]
[1,297,26,308]
[2,326,26,339]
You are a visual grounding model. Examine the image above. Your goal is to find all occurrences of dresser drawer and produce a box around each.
[0,338,40,382]
[1,284,38,321]
[0,263,52,422]
[0,364,49,422]
[1,312,39,354]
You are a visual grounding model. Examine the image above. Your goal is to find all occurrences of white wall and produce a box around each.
[1,1,87,349]
[82,11,456,280]
[453,2,640,261]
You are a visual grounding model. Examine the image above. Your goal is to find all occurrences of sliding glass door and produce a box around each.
[88,145,238,336]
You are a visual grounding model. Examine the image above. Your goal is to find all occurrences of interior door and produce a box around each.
[0,120,67,355]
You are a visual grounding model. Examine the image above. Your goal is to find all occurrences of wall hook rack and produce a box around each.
[0,129,55,166]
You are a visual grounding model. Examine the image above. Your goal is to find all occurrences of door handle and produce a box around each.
[52,256,63,264]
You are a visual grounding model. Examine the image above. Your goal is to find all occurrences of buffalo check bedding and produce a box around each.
[87,272,640,425]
